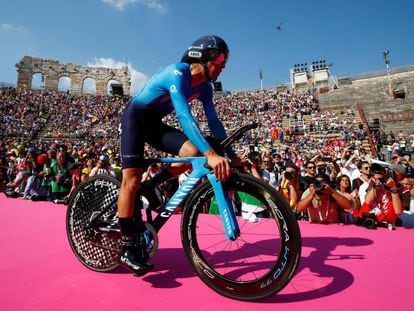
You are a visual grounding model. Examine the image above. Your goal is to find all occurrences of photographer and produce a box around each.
[279,162,300,214]
[356,163,404,227]
[297,173,352,224]
[244,151,263,180]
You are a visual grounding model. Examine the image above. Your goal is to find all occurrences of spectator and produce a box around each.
[299,161,317,192]
[6,150,16,184]
[340,148,360,181]
[261,155,280,189]
[240,151,267,222]
[279,161,300,215]
[89,154,115,178]
[272,153,284,172]
[37,149,56,201]
[353,160,371,205]
[81,158,94,181]
[141,163,161,183]
[64,163,82,202]
[356,163,404,228]
[390,152,400,165]
[50,151,72,204]
[110,155,122,181]
[336,174,360,223]
[297,173,352,224]
[22,153,48,200]
[6,149,31,191]
[400,153,414,176]
[397,173,414,227]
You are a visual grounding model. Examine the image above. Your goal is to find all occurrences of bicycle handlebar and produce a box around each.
[143,122,257,168]
[220,122,258,149]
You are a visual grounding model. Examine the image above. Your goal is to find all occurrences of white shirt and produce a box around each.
[358,180,370,204]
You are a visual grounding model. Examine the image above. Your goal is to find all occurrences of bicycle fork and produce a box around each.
[207,173,240,240]
[155,157,240,241]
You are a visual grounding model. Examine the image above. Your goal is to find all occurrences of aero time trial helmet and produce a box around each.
[181,35,229,65]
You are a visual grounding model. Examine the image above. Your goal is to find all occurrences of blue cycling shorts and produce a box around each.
[119,104,188,168]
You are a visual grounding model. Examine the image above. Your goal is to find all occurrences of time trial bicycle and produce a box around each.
[66,122,301,301]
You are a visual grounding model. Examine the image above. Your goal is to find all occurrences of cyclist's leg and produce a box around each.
[144,123,194,186]
[118,105,154,275]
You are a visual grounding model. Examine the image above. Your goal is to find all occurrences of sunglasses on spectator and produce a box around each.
[307,166,315,169]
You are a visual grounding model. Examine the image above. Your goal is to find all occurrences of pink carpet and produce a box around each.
[0,192,412,311]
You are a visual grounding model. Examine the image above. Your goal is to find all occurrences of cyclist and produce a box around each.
[118,35,237,276]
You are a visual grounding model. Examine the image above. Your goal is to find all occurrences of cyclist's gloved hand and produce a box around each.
[205,149,231,182]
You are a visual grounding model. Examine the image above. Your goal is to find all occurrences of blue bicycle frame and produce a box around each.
[149,156,240,240]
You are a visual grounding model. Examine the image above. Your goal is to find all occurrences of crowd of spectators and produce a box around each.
[1,86,414,229]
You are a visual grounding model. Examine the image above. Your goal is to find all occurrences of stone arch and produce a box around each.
[31,72,45,89]
[107,79,121,95]
[58,76,71,92]
[15,55,131,96]
[82,77,97,94]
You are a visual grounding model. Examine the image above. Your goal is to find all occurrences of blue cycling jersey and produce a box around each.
[129,62,228,154]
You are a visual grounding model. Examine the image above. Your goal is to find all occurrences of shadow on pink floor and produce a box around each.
[0,193,412,310]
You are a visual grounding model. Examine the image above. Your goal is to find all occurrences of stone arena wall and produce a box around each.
[15,55,131,96]
[318,67,414,133]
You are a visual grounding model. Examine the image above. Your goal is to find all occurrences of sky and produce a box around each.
[0,0,413,94]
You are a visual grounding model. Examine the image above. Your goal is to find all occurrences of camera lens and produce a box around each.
[314,180,324,191]
[362,213,377,229]
[285,171,293,180]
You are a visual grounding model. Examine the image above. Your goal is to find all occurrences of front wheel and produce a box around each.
[181,173,301,301]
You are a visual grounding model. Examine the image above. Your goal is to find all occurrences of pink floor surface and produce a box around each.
[1,192,413,311]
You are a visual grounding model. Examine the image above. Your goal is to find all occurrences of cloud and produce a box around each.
[87,57,148,95]
[102,0,167,13]
[1,23,26,33]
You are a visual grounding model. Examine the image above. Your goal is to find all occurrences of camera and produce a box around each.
[317,167,327,174]
[245,151,260,170]
[371,163,395,181]
[284,171,295,180]
[247,151,261,164]
[371,163,387,176]
[300,177,324,192]
[362,213,377,230]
